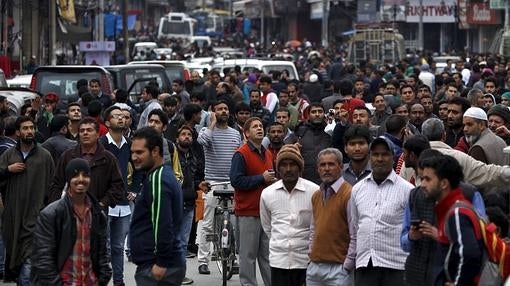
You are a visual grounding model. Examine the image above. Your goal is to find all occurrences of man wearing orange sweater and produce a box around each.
[307,148,355,286]
[230,117,275,286]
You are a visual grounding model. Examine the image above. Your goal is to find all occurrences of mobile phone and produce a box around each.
[411,219,421,227]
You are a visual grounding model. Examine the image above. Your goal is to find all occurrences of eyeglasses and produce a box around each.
[110,113,124,119]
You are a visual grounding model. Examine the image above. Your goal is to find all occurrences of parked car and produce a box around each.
[105,64,171,103]
[127,60,189,82]
[0,69,7,87]
[0,88,40,115]
[30,65,114,112]
[433,56,462,74]
[212,59,299,79]
[7,74,32,88]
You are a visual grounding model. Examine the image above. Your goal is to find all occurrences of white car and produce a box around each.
[212,59,299,79]
[6,74,32,88]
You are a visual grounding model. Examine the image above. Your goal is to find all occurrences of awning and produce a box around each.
[57,18,92,42]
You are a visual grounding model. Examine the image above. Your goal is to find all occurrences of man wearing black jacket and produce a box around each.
[31,158,111,285]
[176,125,207,285]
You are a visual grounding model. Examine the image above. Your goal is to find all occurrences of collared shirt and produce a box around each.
[350,170,413,270]
[260,177,319,269]
[105,133,131,217]
[343,162,372,186]
[81,145,97,162]
[60,197,98,285]
[105,132,127,149]
[309,176,357,271]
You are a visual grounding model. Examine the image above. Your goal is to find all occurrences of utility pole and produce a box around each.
[49,0,56,64]
[123,0,129,62]
[98,0,104,41]
[322,0,328,47]
[261,0,265,49]
[418,0,423,51]
[2,1,8,56]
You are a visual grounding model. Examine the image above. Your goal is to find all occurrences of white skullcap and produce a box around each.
[309,74,318,83]
[463,107,488,121]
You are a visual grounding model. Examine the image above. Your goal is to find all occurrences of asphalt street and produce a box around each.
[1,253,263,286]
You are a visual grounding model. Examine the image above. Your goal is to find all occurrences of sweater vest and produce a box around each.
[471,129,508,166]
[234,144,273,217]
[309,182,352,263]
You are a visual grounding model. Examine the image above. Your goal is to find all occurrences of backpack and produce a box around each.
[445,201,510,285]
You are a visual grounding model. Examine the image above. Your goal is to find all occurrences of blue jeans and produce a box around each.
[19,259,30,286]
[109,215,131,284]
[179,206,195,254]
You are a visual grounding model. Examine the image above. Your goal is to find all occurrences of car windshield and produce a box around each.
[162,21,191,35]
[121,69,166,101]
[164,67,184,82]
[36,71,105,102]
[262,65,296,79]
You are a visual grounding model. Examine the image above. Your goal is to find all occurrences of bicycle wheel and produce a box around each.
[215,213,235,281]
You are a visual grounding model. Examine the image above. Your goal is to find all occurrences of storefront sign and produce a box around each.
[405,0,456,23]
[467,2,499,24]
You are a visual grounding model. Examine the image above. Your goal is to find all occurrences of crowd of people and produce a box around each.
[1,52,510,286]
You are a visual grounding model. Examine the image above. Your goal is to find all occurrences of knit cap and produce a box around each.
[501,92,510,101]
[488,104,510,123]
[65,158,91,183]
[276,144,304,171]
[463,107,488,121]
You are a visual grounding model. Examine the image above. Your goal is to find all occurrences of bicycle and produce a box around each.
[205,181,238,285]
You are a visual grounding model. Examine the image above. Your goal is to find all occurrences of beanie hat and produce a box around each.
[341,98,366,122]
[65,158,90,183]
[276,144,304,171]
[309,74,318,83]
[45,92,59,102]
[488,104,510,123]
[463,107,488,121]
[501,92,510,101]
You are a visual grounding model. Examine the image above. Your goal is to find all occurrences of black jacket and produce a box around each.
[178,146,205,206]
[31,194,111,285]
[48,143,124,207]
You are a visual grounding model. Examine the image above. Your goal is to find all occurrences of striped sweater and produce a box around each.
[198,126,242,181]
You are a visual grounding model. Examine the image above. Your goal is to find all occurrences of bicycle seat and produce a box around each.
[213,189,234,198]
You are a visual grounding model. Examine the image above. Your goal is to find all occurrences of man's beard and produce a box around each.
[465,133,481,146]
[21,136,34,145]
[178,141,192,149]
[310,119,324,126]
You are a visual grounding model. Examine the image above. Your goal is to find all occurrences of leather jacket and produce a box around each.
[31,193,112,285]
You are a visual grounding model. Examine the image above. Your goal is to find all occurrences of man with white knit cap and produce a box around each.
[463,106,508,165]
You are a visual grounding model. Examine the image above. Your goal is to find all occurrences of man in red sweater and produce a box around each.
[230,117,275,286]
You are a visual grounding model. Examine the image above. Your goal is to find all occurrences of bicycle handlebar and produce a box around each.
[208,181,231,187]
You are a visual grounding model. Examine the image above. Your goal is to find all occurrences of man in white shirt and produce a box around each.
[260,144,318,286]
[350,137,413,286]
